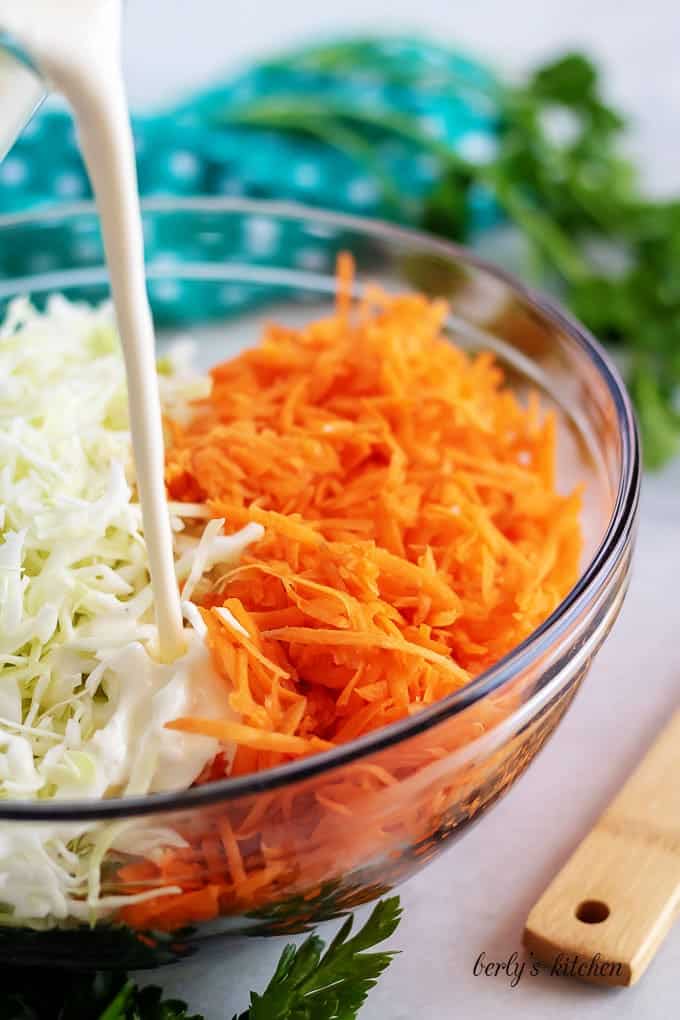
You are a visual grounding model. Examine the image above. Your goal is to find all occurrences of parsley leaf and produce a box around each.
[235,897,402,1020]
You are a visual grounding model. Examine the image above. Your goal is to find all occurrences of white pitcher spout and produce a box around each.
[0,45,45,163]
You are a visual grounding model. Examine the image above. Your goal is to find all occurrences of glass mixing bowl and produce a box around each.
[0,199,639,968]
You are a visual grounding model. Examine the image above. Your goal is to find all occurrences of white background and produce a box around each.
[119,2,680,1017]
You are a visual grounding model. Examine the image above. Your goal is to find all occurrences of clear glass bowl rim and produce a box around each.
[0,196,641,821]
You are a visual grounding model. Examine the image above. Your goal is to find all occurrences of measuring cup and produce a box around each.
[0,33,46,162]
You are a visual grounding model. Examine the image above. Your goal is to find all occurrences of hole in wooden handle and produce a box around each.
[526,711,680,986]
[575,899,610,924]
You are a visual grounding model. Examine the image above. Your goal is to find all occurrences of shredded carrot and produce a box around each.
[166,717,332,756]
[117,254,582,931]
[120,886,221,932]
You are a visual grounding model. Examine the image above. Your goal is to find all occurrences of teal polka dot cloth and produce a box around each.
[0,37,501,321]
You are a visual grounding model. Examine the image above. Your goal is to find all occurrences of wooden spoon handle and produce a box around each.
[524,709,680,986]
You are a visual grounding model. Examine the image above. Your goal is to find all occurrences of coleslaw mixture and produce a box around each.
[0,275,582,933]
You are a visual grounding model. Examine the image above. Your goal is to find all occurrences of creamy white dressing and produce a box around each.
[86,627,230,798]
[0,0,184,662]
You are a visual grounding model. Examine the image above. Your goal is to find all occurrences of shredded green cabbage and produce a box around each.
[0,297,260,924]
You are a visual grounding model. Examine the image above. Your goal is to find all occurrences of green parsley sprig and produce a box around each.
[424,52,680,467]
[0,897,401,1020]
[234,896,401,1020]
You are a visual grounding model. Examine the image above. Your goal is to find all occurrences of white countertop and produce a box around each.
[155,399,680,1020]
[126,1,680,1013]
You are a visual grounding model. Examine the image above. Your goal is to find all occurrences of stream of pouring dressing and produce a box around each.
[0,0,185,663]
